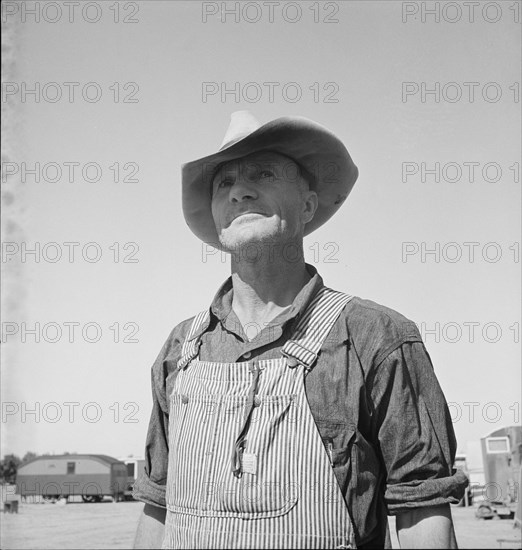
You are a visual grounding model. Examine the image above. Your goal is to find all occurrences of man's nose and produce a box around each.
[229,178,258,202]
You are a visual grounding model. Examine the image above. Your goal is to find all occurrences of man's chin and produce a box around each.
[218,226,280,254]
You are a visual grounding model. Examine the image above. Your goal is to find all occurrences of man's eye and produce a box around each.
[218,178,233,188]
[259,170,275,179]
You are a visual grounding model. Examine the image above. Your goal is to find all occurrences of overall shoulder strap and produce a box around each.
[177,310,210,370]
[281,287,353,370]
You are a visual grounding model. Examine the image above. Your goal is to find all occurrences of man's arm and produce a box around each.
[134,503,166,549]
[133,327,183,548]
[369,341,468,547]
[396,504,457,549]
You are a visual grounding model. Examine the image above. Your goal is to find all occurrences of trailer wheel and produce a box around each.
[82,495,102,503]
[475,503,495,519]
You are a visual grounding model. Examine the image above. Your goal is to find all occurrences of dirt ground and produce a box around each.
[1,500,520,549]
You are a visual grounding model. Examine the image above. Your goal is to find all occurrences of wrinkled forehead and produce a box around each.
[213,150,301,179]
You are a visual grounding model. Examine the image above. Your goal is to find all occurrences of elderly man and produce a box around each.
[133,112,467,549]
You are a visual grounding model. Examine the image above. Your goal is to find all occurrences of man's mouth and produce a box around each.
[229,211,267,224]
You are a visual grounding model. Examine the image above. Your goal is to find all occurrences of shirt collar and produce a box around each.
[192,263,324,340]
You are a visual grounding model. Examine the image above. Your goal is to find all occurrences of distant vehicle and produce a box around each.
[118,457,146,501]
[16,454,128,503]
[476,425,522,520]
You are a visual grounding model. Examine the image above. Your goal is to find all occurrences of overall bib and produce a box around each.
[163,287,356,549]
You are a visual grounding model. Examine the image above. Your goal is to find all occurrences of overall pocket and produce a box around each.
[166,392,217,512]
[207,394,298,519]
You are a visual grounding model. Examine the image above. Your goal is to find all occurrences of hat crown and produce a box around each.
[219,110,261,150]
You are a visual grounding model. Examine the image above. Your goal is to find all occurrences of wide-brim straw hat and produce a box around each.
[182,111,358,248]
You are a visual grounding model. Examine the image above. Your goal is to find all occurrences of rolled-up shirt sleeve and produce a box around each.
[133,328,182,508]
[371,342,468,514]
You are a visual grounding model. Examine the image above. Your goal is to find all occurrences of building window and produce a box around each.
[67,462,75,474]
[486,437,510,454]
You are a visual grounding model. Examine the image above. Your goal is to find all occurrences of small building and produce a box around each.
[16,454,128,502]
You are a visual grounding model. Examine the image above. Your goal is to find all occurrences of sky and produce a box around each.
[1,1,520,473]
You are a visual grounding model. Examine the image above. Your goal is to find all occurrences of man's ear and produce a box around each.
[302,191,319,224]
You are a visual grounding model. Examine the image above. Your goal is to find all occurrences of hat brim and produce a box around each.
[182,116,358,249]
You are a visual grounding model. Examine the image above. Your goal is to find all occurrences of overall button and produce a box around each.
[286,356,299,368]
[253,396,262,407]
[242,351,252,359]
[181,395,189,404]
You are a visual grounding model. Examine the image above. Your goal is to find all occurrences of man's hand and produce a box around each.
[134,503,166,549]
[396,504,457,549]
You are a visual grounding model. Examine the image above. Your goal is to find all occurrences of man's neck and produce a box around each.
[230,243,310,336]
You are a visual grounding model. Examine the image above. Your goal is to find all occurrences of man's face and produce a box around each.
[211,151,317,252]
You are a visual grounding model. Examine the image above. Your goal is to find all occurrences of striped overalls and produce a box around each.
[163,287,356,549]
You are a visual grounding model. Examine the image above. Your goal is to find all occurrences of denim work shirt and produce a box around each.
[134,265,468,548]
